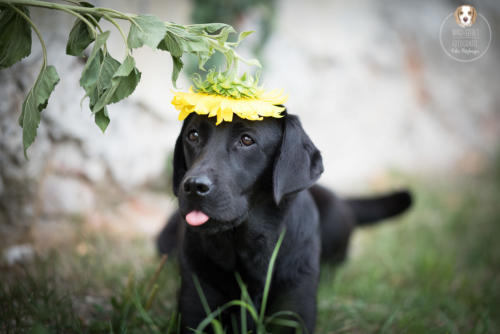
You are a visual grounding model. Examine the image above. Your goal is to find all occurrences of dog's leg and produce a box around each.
[309,185,356,263]
[266,278,319,334]
[156,210,183,255]
[178,273,228,333]
[310,184,412,263]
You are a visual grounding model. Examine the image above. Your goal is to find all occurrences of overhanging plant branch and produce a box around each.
[0,0,134,20]
[0,0,260,157]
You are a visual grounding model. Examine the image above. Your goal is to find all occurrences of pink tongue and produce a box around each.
[185,211,210,226]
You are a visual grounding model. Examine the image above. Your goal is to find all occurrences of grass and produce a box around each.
[316,165,500,333]
[1,163,500,333]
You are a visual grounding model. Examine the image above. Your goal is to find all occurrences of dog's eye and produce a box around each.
[241,134,255,146]
[187,129,199,142]
[460,11,463,15]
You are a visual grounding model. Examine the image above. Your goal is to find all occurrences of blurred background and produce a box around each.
[1,0,499,333]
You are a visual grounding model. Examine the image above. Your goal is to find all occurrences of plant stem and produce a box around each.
[61,0,80,5]
[85,13,103,33]
[7,3,47,69]
[0,0,131,20]
[103,13,129,54]
[59,7,97,38]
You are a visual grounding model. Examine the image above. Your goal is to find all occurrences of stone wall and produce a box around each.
[0,0,191,244]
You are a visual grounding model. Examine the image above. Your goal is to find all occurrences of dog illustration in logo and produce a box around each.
[455,5,477,27]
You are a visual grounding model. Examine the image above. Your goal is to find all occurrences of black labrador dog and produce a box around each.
[157,111,411,333]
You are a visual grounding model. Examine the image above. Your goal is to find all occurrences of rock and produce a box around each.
[40,175,95,216]
[49,143,106,183]
[3,244,35,265]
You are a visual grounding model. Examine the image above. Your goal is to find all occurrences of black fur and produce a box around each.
[157,112,412,333]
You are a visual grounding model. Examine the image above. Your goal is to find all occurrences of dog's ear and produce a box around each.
[454,7,460,24]
[172,121,188,196]
[273,114,324,205]
[472,7,477,24]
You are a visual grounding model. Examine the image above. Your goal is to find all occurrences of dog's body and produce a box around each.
[158,112,411,333]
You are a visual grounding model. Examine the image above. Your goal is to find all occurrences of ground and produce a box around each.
[1,164,500,333]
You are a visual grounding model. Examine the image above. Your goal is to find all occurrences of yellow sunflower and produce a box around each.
[172,87,288,125]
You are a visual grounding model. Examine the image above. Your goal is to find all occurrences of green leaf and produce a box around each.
[171,55,183,87]
[19,65,60,157]
[157,31,183,58]
[108,55,141,104]
[97,54,121,94]
[92,55,141,111]
[181,35,211,53]
[164,24,215,70]
[65,4,100,57]
[235,30,254,45]
[0,5,31,69]
[241,57,261,68]
[127,14,166,49]
[215,25,234,45]
[79,32,139,132]
[66,20,94,56]
[65,2,100,56]
[86,53,121,113]
[186,23,234,34]
[80,31,110,93]
[94,107,110,132]
[78,1,96,7]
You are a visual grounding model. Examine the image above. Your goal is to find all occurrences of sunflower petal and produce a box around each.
[171,88,287,125]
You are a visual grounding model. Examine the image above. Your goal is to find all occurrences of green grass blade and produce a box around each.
[192,274,212,316]
[265,310,308,334]
[130,289,160,333]
[196,300,259,333]
[259,229,286,323]
[235,272,257,333]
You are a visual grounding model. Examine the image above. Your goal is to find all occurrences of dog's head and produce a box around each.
[455,5,477,27]
[172,111,323,233]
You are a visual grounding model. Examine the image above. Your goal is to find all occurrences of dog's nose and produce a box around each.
[464,17,468,22]
[183,176,212,196]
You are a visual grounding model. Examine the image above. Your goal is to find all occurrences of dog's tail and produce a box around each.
[346,190,412,225]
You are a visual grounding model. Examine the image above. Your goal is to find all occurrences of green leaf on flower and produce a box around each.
[215,25,234,45]
[229,30,254,46]
[127,14,166,49]
[241,57,261,68]
[19,65,60,157]
[0,5,31,69]
[192,68,260,99]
